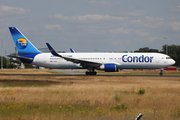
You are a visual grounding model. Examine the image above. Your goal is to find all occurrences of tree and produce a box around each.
[24,63,33,68]
[135,47,159,52]
[7,58,17,68]
[0,56,7,68]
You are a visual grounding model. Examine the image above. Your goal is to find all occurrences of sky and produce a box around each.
[0,0,180,55]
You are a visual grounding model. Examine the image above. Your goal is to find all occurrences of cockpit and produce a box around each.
[166,57,171,59]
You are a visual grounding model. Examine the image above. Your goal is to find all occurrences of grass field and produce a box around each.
[0,69,180,120]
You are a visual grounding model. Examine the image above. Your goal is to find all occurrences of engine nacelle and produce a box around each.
[99,63,118,72]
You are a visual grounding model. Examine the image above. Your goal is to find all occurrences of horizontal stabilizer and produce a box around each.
[6,55,33,60]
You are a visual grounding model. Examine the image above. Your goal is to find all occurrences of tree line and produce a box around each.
[0,44,179,69]
[0,57,33,69]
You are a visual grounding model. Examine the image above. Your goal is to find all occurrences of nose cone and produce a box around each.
[171,59,176,65]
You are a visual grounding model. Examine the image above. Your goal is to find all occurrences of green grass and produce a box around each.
[137,88,145,95]
[0,102,118,118]
[0,102,179,119]
[113,103,127,111]
[0,80,59,87]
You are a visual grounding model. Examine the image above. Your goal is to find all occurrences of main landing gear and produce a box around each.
[85,70,97,75]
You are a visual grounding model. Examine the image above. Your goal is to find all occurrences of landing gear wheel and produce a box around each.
[85,71,97,75]
[90,72,94,75]
[93,71,97,75]
[86,71,90,75]
[91,71,97,75]
[160,72,163,76]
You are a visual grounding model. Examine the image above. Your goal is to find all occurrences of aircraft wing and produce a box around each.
[46,43,102,68]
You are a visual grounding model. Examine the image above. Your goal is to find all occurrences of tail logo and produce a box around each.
[16,38,28,49]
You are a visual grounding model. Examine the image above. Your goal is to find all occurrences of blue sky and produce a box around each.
[0,0,180,55]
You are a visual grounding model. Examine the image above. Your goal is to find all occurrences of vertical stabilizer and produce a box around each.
[9,27,41,58]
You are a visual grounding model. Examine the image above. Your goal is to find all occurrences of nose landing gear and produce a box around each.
[159,68,163,76]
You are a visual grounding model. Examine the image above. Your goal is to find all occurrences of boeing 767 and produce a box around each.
[8,27,175,75]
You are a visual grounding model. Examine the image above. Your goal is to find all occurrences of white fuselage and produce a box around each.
[32,52,175,69]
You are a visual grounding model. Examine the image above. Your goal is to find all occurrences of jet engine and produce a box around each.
[99,63,119,72]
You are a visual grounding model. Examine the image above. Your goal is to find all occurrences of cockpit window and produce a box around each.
[166,57,171,59]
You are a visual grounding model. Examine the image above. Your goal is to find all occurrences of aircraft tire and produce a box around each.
[160,72,163,76]
[86,71,90,75]
[94,72,97,75]
[85,71,97,75]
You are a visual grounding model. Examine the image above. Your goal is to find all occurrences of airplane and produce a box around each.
[8,27,175,76]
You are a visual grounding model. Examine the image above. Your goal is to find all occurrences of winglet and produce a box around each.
[70,48,75,53]
[46,43,62,57]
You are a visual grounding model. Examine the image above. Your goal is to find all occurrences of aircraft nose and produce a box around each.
[171,59,176,65]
